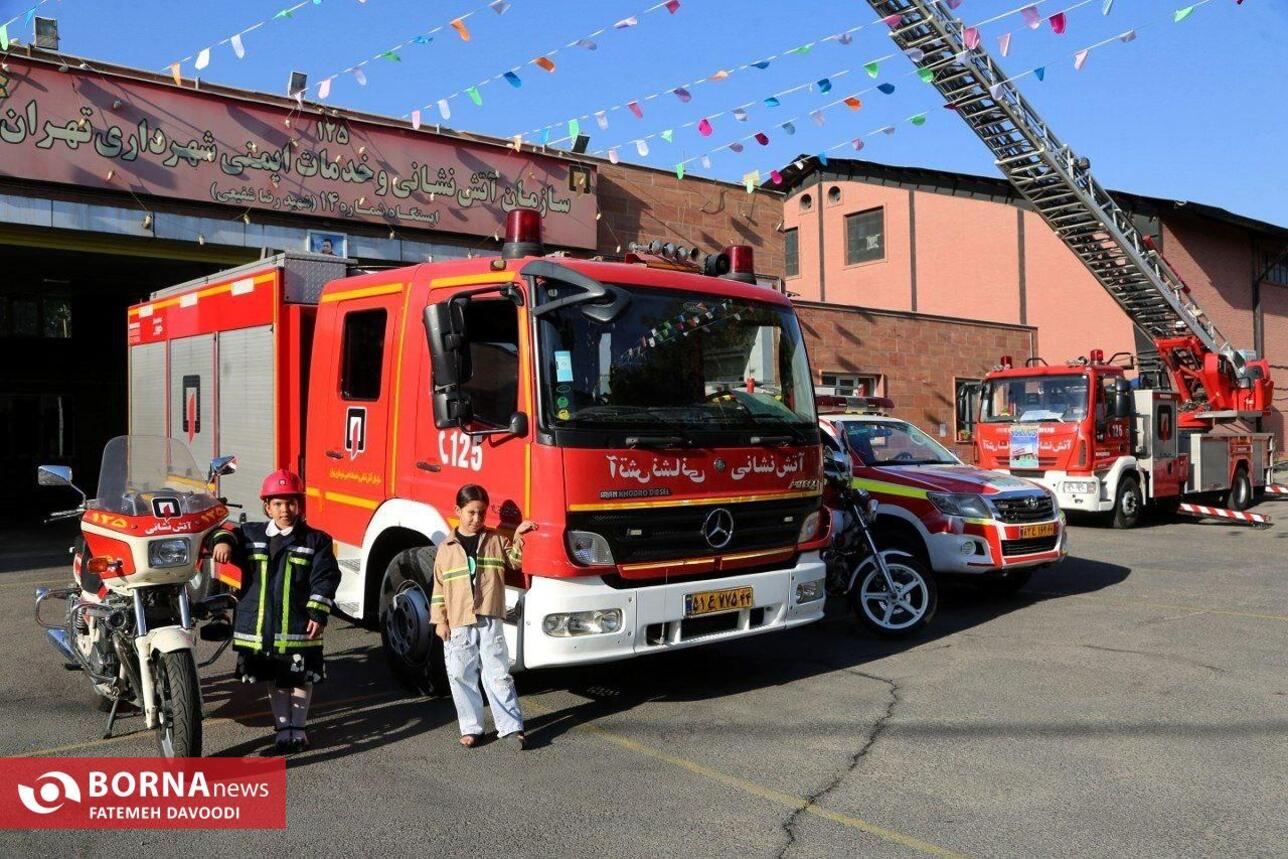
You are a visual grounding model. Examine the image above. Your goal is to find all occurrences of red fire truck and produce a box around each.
[819,395,1065,592]
[867,0,1278,527]
[126,211,829,690]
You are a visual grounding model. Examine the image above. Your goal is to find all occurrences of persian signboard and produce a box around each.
[0,57,597,248]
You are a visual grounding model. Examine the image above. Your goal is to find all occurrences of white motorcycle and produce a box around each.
[35,435,237,757]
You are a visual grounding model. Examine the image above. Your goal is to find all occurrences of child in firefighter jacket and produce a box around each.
[432,483,536,749]
[210,469,340,753]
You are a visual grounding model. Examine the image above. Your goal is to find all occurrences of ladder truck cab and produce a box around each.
[861,0,1279,528]
[818,393,1065,591]
[127,210,830,689]
[975,351,1274,527]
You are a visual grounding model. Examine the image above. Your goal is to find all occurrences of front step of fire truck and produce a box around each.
[517,557,827,670]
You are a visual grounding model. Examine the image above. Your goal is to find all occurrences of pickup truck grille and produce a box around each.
[1001,535,1060,556]
[567,496,819,565]
[992,494,1055,523]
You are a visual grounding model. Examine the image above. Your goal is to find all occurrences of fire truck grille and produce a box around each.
[1001,535,1060,557]
[992,494,1055,523]
[568,497,820,565]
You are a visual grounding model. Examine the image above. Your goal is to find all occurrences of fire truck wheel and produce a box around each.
[379,547,449,697]
[1111,476,1142,529]
[1226,466,1252,512]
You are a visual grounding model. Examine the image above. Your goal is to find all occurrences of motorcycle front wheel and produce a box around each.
[154,651,202,757]
[850,556,938,639]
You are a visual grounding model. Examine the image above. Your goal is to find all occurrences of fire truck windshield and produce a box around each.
[536,284,817,444]
[980,374,1090,424]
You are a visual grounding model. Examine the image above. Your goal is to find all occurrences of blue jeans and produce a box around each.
[444,616,524,737]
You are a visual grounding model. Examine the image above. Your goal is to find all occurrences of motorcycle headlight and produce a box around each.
[148,538,190,568]
[566,531,614,566]
[927,492,992,520]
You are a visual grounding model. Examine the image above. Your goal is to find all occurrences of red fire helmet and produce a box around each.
[260,469,306,501]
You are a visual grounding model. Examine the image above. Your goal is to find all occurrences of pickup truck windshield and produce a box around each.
[981,374,1090,424]
[536,283,816,441]
[841,421,959,467]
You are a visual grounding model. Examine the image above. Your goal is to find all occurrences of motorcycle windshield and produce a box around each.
[93,435,219,517]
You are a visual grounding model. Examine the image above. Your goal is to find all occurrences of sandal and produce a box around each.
[459,734,481,749]
[503,731,527,751]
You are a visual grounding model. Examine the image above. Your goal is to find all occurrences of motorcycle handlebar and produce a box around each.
[45,508,84,523]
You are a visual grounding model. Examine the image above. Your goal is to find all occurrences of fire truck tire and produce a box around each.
[379,547,449,697]
[1110,476,1142,529]
[1226,466,1252,512]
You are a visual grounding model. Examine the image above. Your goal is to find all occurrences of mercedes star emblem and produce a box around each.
[702,508,735,550]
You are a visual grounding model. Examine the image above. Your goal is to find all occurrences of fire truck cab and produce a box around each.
[128,212,830,688]
[818,394,1066,591]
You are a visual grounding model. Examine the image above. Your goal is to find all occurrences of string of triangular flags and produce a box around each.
[734,0,1221,192]
[163,0,330,83]
[314,0,517,100]
[524,0,1083,150]
[0,0,63,54]
[402,0,683,128]
[597,0,1096,169]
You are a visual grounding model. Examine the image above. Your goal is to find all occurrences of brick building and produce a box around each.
[778,158,1288,445]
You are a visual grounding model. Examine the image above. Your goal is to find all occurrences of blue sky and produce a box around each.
[4,0,1286,226]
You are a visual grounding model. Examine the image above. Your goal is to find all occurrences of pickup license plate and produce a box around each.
[1019,522,1056,539]
[685,586,754,617]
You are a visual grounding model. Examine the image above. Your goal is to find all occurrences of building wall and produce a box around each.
[596,164,784,275]
[796,301,1036,459]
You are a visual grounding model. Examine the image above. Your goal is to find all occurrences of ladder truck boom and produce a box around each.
[863,0,1273,424]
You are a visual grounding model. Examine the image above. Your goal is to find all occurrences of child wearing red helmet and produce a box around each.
[211,469,340,753]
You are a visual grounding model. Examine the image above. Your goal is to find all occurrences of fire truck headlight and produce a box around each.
[148,538,190,568]
[797,510,821,543]
[566,531,615,566]
[542,609,623,637]
[1061,480,1097,496]
[927,492,991,520]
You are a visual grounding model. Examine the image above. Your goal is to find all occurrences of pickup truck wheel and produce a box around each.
[380,547,448,697]
[1110,476,1142,529]
[1226,466,1252,512]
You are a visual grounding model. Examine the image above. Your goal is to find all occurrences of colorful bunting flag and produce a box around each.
[318,77,332,99]
[782,121,796,134]
[409,109,422,130]
[569,119,581,138]
[1102,0,1113,14]
[195,48,211,71]
[438,98,451,119]
[451,18,470,40]
[751,60,770,69]
[1034,66,1045,81]
[999,33,1012,56]
[379,50,401,62]
[1174,5,1195,22]
[665,0,681,13]
[877,83,896,94]
[675,163,684,179]
[491,0,510,12]
[882,13,902,27]
[697,118,713,136]
[1021,5,1040,28]
[729,142,744,153]
[910,114,927,126]
[23,7,35,26]
[917,68,934,83]
[1074,49,1089,70]
[770,170,783,185]
[945,0,962,8]
[230,33,245,59]
[701,155,711,169]
[274,8,294,20]
[354,68,368,85]
[844,97,862,110]
[1119,29,1137,42]
[466,86,482,105]
[817,153,828,166]
[754,132,769,145]
[628,101,643,118]
[865,61,880,78]
[881,126,896,136]
[512,133,522,151]
[733,108,748,121]
[1049,13,1067,34]
[710,69,730,81]
[836,33,853,45]
[852,138,865,151]
[535,56,556,72]
[743,170,759,193]
[615,16,638,28]
[817,78,832,93]
[660,129,673,142]
[576,38,597,50]
[503,71,522,87]
[412,35,432,44]
[764,96,780,107]
[988,82,1005,100]
[786,45,812,56]
[906,48,925,62]
[169,63,182,86]
[595,111,609,130]
[673,87,692,102]
[0,25,8,52]
[608,147,619,164]
[810,109,825,126]
[963,27,980,49]
[636,139,649,156]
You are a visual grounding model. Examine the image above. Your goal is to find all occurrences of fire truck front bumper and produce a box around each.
[1033,471,1115,513]
[518,553,826,670]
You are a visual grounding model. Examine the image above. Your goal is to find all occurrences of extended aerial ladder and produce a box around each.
[862,0,1274,428]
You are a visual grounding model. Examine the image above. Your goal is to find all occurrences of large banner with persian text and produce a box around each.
[0,57,597,248]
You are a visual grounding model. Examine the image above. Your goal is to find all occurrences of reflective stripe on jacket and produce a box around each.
[430,528,524,629]
[211,520,341,653]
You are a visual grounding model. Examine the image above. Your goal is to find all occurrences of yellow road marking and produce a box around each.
[522,699,964,858]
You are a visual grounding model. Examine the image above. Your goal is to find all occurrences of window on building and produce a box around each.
[784,228,799,278]
[340,308,388,400]
[821,372,880,397]
[0,295,71,339]
[459,300,520,428]
[799,193,813,213]
[1262,250,1288,285]
[955,378,981,442]
[845,208,885,265]
[827,186,842,206]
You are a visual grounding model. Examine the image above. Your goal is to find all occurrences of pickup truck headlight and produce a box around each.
[148,538,190,568]
[927,492,992,520]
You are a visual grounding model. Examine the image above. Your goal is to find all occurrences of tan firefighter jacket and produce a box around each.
[430,528,525,629]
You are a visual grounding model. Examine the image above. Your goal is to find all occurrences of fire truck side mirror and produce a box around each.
[1112,378,1134,419]
[424,301,472,388]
